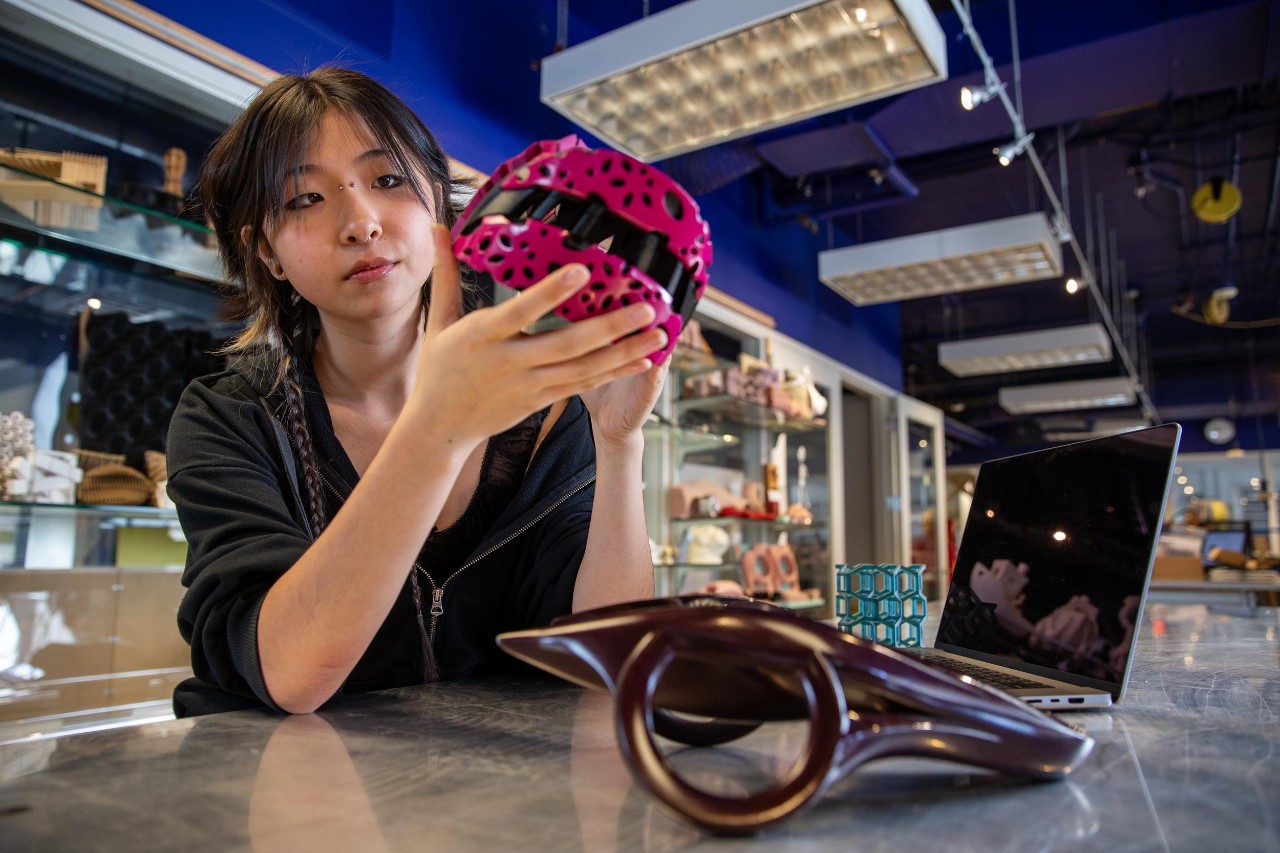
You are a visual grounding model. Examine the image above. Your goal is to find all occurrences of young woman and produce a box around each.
[168,67,664,716]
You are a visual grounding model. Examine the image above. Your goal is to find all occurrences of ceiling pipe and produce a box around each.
[1133,148,1191,263]
[1225,124,1243,280]
[949,0,1160,423]
[1262,118,1280,289]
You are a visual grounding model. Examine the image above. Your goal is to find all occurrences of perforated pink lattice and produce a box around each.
[452,136,712,364]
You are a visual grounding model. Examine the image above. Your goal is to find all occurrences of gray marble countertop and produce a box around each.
[1,602,1276,852]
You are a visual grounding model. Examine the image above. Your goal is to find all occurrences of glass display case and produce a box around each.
[645,318,832,616]
[0,169,217,726]
[0,501,189,725]
[889,397,950,602]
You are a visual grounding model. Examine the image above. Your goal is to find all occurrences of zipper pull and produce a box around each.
[430,587,444,617]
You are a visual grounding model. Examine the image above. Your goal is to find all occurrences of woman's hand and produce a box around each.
[411,225,666,448]
[579,357,668,451]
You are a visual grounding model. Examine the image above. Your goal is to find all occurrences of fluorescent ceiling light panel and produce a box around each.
[998,376,1138,415]
[540,0,947,162]
[1041,418,1151,442]
[818,212,1063,306]
[938,322,1113,377]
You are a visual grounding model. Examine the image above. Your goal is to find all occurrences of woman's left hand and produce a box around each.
[579,353,669,451]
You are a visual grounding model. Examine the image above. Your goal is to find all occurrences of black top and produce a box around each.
[301,362,549,682]
[167,367,598,717]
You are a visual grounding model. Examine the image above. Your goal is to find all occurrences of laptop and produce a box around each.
[902,423,1182,708]
[1200,522,1252,568]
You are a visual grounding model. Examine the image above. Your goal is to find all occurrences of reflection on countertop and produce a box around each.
[0,603,1276,851]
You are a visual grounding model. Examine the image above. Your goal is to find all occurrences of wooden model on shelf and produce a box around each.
[0,147,108,231]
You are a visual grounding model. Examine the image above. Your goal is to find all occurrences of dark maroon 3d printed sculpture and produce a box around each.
[498,595,1094,835]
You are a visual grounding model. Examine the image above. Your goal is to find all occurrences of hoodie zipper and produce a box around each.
[416,476,594,644]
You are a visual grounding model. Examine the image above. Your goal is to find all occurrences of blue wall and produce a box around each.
[139,0,904,390]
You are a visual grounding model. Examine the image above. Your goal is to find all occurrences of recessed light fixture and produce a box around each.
[540,0,949,162]
[818,211,1063,305]
[938,322,1112,377]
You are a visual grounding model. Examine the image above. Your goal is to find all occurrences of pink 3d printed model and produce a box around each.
[451,136,712,365]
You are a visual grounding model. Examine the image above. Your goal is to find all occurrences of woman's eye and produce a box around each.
[374,174,404,189]
[284,192,323,210]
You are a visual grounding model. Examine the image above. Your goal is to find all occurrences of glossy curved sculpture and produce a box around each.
[497,595,1094,835]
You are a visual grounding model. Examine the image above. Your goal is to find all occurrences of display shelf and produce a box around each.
[663,561,740,573]
[675,394,828,434]
[0,164,219,282]
[670,515,822,533]
[0,166,228,331]
[772,597,826,611]
[0,500,185,571]
[667,347,733,376]
[0,500,177,525]
[642,419,740,457]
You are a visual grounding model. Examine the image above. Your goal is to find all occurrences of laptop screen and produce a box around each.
[937,424,1180,688]
[1201,525,1250,567]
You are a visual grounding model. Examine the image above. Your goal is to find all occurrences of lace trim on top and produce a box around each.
[426,408,548,544]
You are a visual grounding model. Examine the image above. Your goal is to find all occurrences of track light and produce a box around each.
[960,80,1004,111]
[1051,212,1072,243]
[994,132,1034,167]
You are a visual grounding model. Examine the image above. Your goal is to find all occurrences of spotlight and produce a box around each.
[86,297,102,310]
[960,80,1004,111]
[1051,212,1072,243]
[995,132,1035,167]
[1065,278,1081,294]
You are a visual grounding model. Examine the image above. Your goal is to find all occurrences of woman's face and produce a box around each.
[258,109,437,331]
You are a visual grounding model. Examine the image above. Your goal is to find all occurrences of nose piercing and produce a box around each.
[337,182,355,191]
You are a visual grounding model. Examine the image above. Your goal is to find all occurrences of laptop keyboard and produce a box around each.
[900,650,1047,690]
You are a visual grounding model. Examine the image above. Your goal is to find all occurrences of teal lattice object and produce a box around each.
[835,563,927,647]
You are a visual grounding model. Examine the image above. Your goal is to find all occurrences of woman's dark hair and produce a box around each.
[200,66,470,538]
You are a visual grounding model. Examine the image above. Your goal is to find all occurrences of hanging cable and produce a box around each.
[1169,304,1280,328]
[1008,0,1023,127]
[949,0,1159,423]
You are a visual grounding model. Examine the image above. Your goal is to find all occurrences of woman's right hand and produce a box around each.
[410,224,664,447]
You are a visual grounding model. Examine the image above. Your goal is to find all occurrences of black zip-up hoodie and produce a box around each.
[167,370,597,717]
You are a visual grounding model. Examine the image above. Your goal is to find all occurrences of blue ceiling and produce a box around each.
[25,0,1277,460]
[552,0,1280,458]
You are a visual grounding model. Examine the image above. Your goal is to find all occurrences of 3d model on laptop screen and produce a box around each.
[451,135,712,365]
[939,426,1179,684]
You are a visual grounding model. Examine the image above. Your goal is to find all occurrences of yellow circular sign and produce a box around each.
[1191,179,1242,224]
